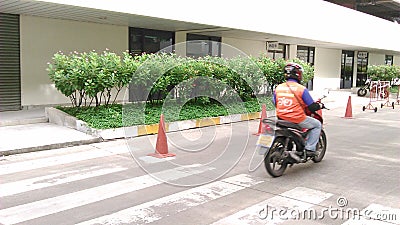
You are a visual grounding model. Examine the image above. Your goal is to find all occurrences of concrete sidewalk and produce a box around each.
[0,108,100,156]
[0,108,48,126]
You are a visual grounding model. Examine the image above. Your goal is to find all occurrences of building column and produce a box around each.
[394,55,400,66]
[288,44,297,60]
[175,31,187,57]
[353,51,358,87]
[313,47,342,92]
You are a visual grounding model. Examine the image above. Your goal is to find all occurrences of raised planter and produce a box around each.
[45,107,97,136]
[45,107,262,140]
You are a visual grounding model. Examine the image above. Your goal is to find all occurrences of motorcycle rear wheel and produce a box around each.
[264,137,288,177]
[312,130,327,163]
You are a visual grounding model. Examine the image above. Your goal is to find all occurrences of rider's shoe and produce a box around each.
[305,149,316,157]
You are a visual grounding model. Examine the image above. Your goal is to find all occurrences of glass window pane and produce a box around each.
[274,52,284,59]
[129,28,174,54]
[186,34,221,57]
[187,40,209,58]
[297,49,308,62]
[297,46,315,64]
[385,55,393,65]
[211,41,220,56]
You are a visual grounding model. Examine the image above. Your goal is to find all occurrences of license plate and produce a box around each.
[256,134,274,148]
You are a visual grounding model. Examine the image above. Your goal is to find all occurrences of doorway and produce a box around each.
[341,51,354,89]
[356,52,369,87]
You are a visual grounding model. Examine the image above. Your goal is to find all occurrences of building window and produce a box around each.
[297,46,315,65]
[385,55,393,65]
[186,34,221,58]
[297,45,315,90]
[129,28,174,55]
[267,43,288,60]
[356,51,369,87]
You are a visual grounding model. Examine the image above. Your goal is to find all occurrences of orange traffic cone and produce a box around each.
[344,96,353,119]
[148,114,176,158]
[254,104,267,136]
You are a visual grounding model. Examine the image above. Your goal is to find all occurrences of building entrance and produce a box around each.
[341,51,354,89]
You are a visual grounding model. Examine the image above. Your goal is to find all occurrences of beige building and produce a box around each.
[1,0,400,111]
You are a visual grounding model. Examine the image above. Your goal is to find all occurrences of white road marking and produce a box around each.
[138,156,175,164]
[211,187,333,225]
[77,174,264,225]
[342,203,400,225]
[0,164,213,225]
[0,166,127,197]
[0,146,130,175]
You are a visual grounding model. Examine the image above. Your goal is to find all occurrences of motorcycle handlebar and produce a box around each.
[316,95,329,110]
[320,103,329,110]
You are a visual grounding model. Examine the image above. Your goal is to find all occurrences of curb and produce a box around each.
[46,107,263,140]
[0,137,102,156]
[0,117,49,127]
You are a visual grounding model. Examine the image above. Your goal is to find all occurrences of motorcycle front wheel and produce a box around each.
[357,88,368,97]
[312,130,327,163]
[264,137,288,177]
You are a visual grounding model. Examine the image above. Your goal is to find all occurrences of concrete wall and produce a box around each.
[368,53,385,66]
[313,47,342,92]
[20,15,128,106]
[392,55,400,66]
[221,37,266,58]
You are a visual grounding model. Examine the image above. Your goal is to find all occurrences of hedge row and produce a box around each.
[367,64,400,81]
[47,51,314,107]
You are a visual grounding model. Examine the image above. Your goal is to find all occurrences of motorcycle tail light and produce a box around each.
[263,124,273,134]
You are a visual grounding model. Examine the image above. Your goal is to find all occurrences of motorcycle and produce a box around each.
[256,97,328,177]
[357,78,371,97]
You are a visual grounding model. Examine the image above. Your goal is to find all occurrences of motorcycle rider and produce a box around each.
[273,62,324,158]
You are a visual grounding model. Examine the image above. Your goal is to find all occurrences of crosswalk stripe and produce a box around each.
[76,174,264,225]
[0,164,213,225]
[211,187,333,225]
[0,166,127,197]
[0,146,129,175]
[342,203,400,225]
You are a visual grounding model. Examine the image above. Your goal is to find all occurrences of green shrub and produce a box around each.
[48,51,314,108]
[48,50,132,107]
[367,65,400,81]
[254,56,314,90]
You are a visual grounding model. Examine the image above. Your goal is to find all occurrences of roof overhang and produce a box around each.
[1,0,400,55]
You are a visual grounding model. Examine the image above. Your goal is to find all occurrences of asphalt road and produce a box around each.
[0,103,399,225]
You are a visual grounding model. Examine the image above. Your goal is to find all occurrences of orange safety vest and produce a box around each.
[275,81,307,123]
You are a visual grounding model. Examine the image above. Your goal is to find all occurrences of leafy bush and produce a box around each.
[254,56,314,91]
[367,65,400,81]
[48,50,314,108]
[48,50,132,107]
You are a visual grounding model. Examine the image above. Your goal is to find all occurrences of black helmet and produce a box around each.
[284,62,303,83]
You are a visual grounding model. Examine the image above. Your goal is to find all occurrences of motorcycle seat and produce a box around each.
[276,120,302,130]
